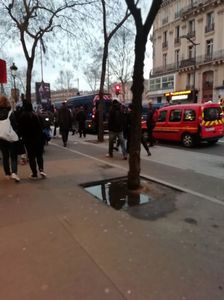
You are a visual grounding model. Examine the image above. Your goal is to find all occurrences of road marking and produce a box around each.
[51,142,224,207]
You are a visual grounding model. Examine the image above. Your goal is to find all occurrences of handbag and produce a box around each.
[0,110,19,142]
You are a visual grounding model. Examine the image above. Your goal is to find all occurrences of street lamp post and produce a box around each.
[181,35,199,103]
[10,62,18,103]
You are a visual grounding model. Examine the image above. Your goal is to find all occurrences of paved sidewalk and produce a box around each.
[0,139,224,300]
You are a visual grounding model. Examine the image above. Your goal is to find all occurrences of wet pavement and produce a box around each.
[0,139,224,300]
[83,176,179,220]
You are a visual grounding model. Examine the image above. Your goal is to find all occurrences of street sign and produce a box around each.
[0,59,7,84]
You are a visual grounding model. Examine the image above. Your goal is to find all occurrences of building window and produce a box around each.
[188,45,194,59]
[188,20,195,37]
[163,53,167,68]
[175,26,180,43]
[150,78,161,91]
[205,12,214,32]
[187,73,192,88]
[206,39,213,59]
[175,49,180,67]
[162,75,174,90]
[162,31,168,48]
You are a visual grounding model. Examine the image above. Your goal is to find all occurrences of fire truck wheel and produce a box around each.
[182,133,194,148]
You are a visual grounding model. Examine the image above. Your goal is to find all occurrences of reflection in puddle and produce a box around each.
[85,179,150,211]
[82,177,178,220]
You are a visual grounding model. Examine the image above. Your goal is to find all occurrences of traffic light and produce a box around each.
[115,84,120,95]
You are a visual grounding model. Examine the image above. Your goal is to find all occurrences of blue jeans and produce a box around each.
[109,131,126,157]
[0,139,18,175]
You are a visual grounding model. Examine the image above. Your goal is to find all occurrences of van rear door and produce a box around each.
[201,106,224,140]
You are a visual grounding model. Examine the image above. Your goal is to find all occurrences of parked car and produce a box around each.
[151,102,224,147]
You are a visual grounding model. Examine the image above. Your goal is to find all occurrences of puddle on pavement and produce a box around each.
[82,177,180,220]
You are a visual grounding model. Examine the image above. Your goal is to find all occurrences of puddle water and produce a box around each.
[82,177,178,220]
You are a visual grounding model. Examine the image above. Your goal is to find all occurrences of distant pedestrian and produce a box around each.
[146,100,156,147]
[58,101,72,147]
[0,95,20,182]
[76,105,87,138]
[53,107,59,137]
[71,107,79,135]
[18,101,46,179]
[106,99,127,159]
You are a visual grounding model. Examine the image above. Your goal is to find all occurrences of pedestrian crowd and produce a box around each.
[0,94,156,183]
[0,95,46,182]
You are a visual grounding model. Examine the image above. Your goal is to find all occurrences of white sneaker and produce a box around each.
[11,173,20,182]
[40,171,47,178]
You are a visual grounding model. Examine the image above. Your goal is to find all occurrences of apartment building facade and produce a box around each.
[148,0,224,104]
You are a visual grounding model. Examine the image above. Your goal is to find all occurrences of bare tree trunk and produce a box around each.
[125,0,163,190]
[128,31,146,189]
[98,40,108,142]
[25,58,34,102]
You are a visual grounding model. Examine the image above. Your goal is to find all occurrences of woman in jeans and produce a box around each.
[0,95,20,182]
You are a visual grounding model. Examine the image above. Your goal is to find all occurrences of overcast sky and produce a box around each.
[1,0,153,93]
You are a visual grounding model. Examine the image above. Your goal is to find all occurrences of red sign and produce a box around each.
[0,59,7,83]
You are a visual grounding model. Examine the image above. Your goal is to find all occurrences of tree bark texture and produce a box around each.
[128,30,146,190]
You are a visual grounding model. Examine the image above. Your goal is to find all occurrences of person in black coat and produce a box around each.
[58,101,72,147]
[107,99,127,159]
[18,101,46,179]
[76,105,87,138]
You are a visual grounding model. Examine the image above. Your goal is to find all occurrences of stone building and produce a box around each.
[148,0,224,104]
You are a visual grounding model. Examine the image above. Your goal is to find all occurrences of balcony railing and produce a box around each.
[180,0,218,17]
[150,49,224,76]
[205,23,215,33]
[162,41,168,49]
[180,58,196,68]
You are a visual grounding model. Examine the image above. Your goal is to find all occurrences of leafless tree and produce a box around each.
[97,0,132,142]
[109,23,135,101]
[124,0,163,190]
[0,0,93,101]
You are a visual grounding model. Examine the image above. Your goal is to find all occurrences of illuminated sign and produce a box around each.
[165,90,192,97]
[171,95,188,101]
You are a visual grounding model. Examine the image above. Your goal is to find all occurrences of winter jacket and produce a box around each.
[18,111,44,143]
[108,104,124,132]
[58,107,72,130]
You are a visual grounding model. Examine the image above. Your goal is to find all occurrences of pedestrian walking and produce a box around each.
[146,100,156,147]
[58,101,72,147]
[71,107,79,135]
[18,101,46,179]
[106,99,127,159]
[0,95,20,182]
[126,103,151,156]
[53,107,59,137]
[76,105,87,138]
